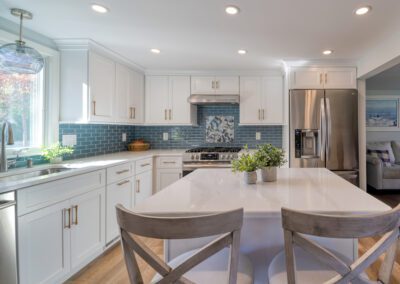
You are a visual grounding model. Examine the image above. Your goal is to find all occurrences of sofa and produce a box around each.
[367,141,400,190]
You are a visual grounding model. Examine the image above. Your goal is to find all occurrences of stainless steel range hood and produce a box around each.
[187,94,240,105]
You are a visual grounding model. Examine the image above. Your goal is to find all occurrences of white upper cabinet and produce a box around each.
[115,64,144,124]
[57,40,145,124]
[89,53,115,122]
[191,76,239,94]
[240,76,284,125]
[290,67,357,89]
[145,75,197,125]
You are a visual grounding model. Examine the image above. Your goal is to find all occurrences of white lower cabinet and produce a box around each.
[70,188,105,271]
[134,170,153,205]
[156,169,182,192]
[106,177,133,244]
[18,200,71,284]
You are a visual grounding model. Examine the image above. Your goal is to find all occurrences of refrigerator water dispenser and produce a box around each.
[295,129,320,158]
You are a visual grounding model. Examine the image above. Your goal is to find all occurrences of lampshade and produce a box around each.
[0,41,44,74]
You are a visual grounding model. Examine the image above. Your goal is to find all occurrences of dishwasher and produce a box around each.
[0,191,18,284]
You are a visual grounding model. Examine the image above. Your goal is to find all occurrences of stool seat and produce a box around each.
[268,248,369,284]
[152,248,254,284]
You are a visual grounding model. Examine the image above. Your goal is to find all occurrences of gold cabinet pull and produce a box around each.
[72,205,78,225]
[141,163,151,167]
[136,180,140,193]
[216,80,219,89]
[320,73,323,85]
[117,180,130,186]
[163,161,176,164]
[116,169,130,175]
[169,109,172,120]
[133,107,136,119]
[164,109,167,120]
[64,208,71,229]
[325,73,328,84]
[93,101,96,116]
[212,80,215,89]
[258,109,261,120]
[129,107,132,119]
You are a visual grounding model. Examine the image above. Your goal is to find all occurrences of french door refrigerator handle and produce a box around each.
[320,99,326,161]
[326,98,332,159]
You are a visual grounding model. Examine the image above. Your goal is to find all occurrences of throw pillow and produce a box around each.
[367,149,392,167]
[366,142,395,164]
[391,141,400,164]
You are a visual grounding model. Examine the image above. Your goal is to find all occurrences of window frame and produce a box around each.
[0,29,60,158]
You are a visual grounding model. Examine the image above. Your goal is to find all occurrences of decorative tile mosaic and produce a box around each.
[206,116,234,143]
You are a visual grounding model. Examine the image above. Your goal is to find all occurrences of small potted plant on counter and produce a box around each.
[255,144,286,182]
[42,143,74,164]
[232,147,258,184]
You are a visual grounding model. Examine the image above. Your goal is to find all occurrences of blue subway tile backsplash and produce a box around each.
[55,105,283,160]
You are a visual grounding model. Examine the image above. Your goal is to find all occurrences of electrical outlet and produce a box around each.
[256,132,261,140]
[163,132,169,141]
[122,133,127,142]
[62,134,77,146]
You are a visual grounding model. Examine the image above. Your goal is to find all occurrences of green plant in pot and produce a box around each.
[42,143,74,164]
[232,146,258,184]
[255,144,286,182]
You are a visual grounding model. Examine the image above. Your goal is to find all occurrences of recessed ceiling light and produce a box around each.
[225,5,240,15]
[355,6,371,15]
[322,50,333,55]
[150,48,161,54]
[91,4,109,13]
[238,49,247,55]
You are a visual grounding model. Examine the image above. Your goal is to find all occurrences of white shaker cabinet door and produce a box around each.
[145,76,170,124]
[106,178,132,244]
[323,67,357,89]
[191,76,215,94]
[239,77,263,124]
[18,200,71,284]
[290,67,324,89]
[156,169,182,192]
[130,70,144,123]
[169,76,192,124]
[89,52,115,122]
[70,188,105,271]
[115,63,131,123]
[134,170,153,205]
[214,76,239,95]
[262,76,284,124]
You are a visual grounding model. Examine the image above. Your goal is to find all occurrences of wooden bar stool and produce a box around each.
[268,204,400,284]
[116,205,254,284]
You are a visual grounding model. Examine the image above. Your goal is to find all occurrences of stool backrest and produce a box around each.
[116,204,244,284]
[281,204,400,284]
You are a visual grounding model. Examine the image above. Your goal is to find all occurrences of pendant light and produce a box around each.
[0,8,44,74]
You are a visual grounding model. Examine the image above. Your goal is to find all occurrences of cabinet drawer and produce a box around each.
[107,163,133,184]
[156,156,182,169]
[135,158,153,174]
[18,170,105,216]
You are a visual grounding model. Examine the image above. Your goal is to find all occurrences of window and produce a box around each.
[0,69,45,149]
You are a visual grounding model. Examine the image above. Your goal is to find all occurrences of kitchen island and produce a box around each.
[133,168,391,283]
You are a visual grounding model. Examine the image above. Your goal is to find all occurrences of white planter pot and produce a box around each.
[49,157,63,164]
[244,171,257,184]
[261,167,277,182]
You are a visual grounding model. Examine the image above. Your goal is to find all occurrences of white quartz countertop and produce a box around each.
[0,149,185,193]
[133,168,391,217]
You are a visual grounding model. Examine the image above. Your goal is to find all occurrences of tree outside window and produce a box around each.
[0,70,44,148]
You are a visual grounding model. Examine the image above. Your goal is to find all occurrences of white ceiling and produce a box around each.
[1,0,399,70]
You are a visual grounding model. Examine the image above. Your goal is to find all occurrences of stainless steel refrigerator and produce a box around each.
[289,89,359,185]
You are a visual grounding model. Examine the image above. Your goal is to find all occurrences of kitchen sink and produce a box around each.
[0,167,73,183]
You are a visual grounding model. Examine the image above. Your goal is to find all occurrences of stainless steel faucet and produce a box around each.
[1,121,14,172]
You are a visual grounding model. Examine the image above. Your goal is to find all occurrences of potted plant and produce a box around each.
[255,144,286,182]
[42,143,74,164]
[232,147,259,184]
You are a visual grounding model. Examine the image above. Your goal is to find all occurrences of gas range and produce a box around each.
[182,147,242,174]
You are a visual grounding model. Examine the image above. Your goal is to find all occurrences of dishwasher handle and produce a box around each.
[0,200,16,210]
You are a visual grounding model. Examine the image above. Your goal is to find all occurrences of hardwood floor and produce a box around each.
[66,237,163,284]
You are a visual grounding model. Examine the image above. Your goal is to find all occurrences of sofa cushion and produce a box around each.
[383,164,400,179]
[367,149,392,167]
[391,141,400,164]
[367,142,395,164]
